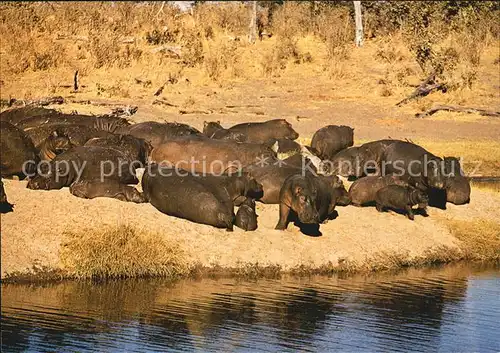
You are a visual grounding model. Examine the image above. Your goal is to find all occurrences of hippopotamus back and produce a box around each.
[381,141,446,190]
[226,119,299,144]
[17,114,130,132]
[151,138,277,174]
[27,146,138,190]
[142,165,235,230]
[25,125,114,147]
[0,121,38,178]
[118,121,202,148]
[349,175,408,206]
[0,106,60,125]
[84,134,152,164]
[311,125,354,160]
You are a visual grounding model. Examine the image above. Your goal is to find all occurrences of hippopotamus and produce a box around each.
[244,162,308,204]
[443,157,470,205]
[16,113,130,132]
[268,138,302,156]
[349,175,408,206]
[329,147,364,177]
[117,121,202,148]
[142,164,236,230]
[380,141,447,190]
[203,121,247,142]
[310,125,354,160]
[84,134,152,165]
[235,198,258,231]
[195,173,264,205]
[25,125,114,147]
[27,146,138,191]
[69,179,146,203]
[358,139,397,167]
[151,138,277,174]
[275,174,345,230]
[0,121,38,178]
[375,185,429,220]
[223,119,299,144]
[0,178,14,213]
[37,131,75,160]
[0,106,60,125]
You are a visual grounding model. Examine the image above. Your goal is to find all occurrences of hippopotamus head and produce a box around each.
[422,155,447,189]
[409,187,429,208]
[334,185,351,206]
[26,160,73,190]
[273,119,299,140]
[443,156,464,177]
[291,182,320,224]
[239,175,264,199]
[203,121,223,137]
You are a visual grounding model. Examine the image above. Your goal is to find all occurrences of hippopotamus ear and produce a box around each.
[294,186,303,196]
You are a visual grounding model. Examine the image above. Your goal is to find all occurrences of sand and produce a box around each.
[2,177,498,279]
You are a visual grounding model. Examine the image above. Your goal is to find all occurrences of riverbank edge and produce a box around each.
[2,250,498,285]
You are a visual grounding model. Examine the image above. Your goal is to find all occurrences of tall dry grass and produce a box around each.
[60,225,189,279]
[0,2,497,86]
[446,219,500,261]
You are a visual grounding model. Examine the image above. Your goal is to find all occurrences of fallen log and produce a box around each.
[415,105,500,119]
[396,72,446,107]
[179,109,213,115]
[6,96,65,107]
[152,99,178,107]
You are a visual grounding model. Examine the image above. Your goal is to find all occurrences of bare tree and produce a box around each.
[353,1,364,47]
[248,1,257,44]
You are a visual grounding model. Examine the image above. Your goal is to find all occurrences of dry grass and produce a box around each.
[60,225,189,279]
[1,2,495,86]
[446,219,500,261]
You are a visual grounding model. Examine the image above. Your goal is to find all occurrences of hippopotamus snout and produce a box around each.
[27,176,51,190]
[298,209,321,224]
[296,199,320,224]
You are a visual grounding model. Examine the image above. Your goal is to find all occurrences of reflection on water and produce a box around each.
[2,263,499,352]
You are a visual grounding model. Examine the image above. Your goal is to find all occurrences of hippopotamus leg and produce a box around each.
[275,203,291,230]
[405,206,415,220]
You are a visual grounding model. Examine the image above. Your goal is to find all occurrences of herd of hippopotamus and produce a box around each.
[0,106,470,232]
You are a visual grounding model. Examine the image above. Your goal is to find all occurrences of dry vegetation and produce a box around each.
[446,219,500,261]
[60,225,189,279]
[1,2,499,282]
[0,2,497,89]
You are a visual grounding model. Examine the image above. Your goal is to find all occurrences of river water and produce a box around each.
[1,263,499,352]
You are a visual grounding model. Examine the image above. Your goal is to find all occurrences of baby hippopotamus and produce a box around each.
[235,198,258,231]
[375,185,429,220]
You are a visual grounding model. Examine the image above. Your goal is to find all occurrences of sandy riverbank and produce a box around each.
[1,178,499,281]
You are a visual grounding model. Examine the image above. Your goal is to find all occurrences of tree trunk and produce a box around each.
[353,1,364,47]
[248,1,257,44]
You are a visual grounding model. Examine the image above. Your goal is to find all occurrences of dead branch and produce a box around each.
[396,72,447,107]
[415,105,500,119]
[8,96,65,107]
[152,99,178,107]
[68,99,138,113]
[73,70,79,91]
[179,109,213,115]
